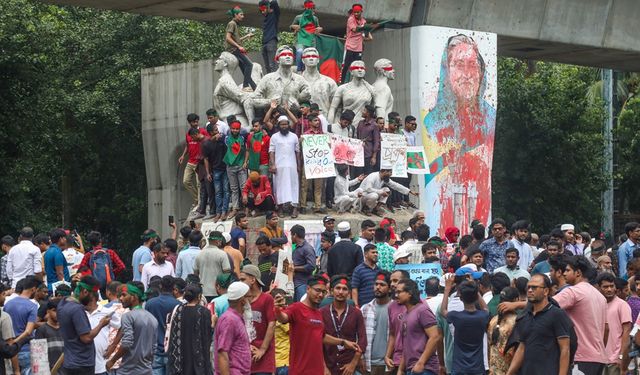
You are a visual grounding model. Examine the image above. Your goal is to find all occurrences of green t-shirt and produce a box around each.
[224,20,240,52]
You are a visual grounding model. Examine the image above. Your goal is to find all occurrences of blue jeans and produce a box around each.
[294,283,307,302]
[18,351,31,375]
[213,169,230,214]
[152,353,168,375]
[296,46,306,72]
[276,366,289,375]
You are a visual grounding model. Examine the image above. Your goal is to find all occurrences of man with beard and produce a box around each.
[596,272,632,374]
[4,276,40,372]
[106,281,158,375]
[58,276,112,374]
[321,276,366,375]
[274,275,360,375]
[384,270,410,373]
[362,271,392,375]
[268,116,301,218]
[224,120,249,219]
[140,243,175,290]
[131,229,160,282]
[359,169,418,216]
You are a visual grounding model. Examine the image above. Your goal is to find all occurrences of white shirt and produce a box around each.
[360,172,410,195]
[269,132,300,168]
[319,114,329,134]
[63,248,85,276]
[510,239,535,271]
[425,294,443,314]
[482,291,493,304]
[403,129,416,146]
[7,240,43,288]
[88,304,120,373]
[207,120,229,136]
[355,237,371,254]
[334,175,361,198]
[141,260,175,289]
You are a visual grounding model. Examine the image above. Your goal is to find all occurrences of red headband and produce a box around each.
[230,121,242,129]
[302,54,320,59]
[304,1,315,9]
[382,66,394,71]
[316,279,326,285]
[259,5,267,12]
[376,274,387,281]
[352,4,363,12]
[340,278,348,285]
[350,65,365,71]
[275,51,294,61]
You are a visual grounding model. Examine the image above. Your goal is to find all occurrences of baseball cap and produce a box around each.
[393,247,411,262]
[455,265,485,280]
[323,215,335,223]
[241,264,265,287]
[337,221,351,232]
[227,282,250,301]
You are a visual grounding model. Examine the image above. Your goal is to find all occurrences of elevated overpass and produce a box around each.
[43,0,640,71]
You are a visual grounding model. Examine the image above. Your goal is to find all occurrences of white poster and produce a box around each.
[380,133,407,177]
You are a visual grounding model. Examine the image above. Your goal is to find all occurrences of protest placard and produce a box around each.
[200,221,233,244]
[274,220,325,289]
[395,263,443,298]
[302,134,336,179]
[406,146,429,174]
[380,133,407,177]
[330,134,364,167]
[30,338,50,375]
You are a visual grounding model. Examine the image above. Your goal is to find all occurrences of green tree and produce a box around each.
[492,58,606,233]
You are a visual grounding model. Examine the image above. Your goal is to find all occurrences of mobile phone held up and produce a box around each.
[168,215,174,225]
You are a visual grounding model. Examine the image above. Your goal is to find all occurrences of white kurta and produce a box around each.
[333,174,362,211]
[269,132,300,204]
[359,172,410,209]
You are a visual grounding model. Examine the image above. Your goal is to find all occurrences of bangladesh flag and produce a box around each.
[315,35,344,84]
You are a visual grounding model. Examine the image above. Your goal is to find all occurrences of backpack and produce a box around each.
[89,248,115,289]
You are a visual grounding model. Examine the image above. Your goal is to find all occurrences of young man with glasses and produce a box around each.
[479,218,510,273]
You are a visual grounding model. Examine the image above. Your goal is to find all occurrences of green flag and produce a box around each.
[315,35,344,83]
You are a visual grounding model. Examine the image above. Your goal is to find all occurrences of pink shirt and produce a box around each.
[605,296,632,364]
[215,308,251,375]
[345,15,366,52]
[554,281,608,363]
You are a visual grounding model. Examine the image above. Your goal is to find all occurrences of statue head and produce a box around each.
[275,46,295,67]
[374,58,395,80]
[215,52,238,73]
[302,47,320,68]
[349,60,366,80]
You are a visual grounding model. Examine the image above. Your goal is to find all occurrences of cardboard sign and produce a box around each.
[330,134,364,167]
[381,133,407,177]
[406,146,429,174]
[302,134,336,179]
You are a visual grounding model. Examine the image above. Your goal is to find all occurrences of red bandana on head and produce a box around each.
[259,5,267,12]
[376,274,386,281]
[304,1,315,9]
[382,66,394,71]
[316,279,326,286]
[350,65,365,71]
[340,278,348,285]
[352,4,363,12]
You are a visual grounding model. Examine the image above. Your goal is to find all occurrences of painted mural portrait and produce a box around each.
[423,33,496,233]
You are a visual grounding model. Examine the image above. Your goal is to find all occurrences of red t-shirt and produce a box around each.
[286,302,325,375]
[251,292,276,373]
[185,128,208,164]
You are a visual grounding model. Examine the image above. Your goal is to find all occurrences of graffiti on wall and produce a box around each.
[415,26,497,234]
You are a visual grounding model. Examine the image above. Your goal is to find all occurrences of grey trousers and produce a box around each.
[227,165,248,209]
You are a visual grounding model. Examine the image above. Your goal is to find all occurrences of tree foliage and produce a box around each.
[616,96,640,213]
[492,59,607,233]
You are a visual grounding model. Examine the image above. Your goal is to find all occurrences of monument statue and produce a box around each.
[246,45,311,120]
[301,47,337,114]
[373,58,395,121]
[328,60,374,125]
[213,52,251,129]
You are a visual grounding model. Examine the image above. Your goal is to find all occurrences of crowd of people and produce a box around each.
[1,216,640,375]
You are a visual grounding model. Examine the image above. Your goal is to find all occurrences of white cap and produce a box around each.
[393,247,411,262]
[222,232,232,244]
[227,282,250,301]
[560,224,575,231]
[337,221,351,232]
[277,115,290,124]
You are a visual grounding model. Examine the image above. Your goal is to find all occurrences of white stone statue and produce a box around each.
[213,52,251,129]
[301,47,337,114]
[373,58,395,121]
[328,60,374,125]
[246,45,311,120]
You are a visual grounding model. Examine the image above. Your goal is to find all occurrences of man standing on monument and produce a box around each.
[259,0,280,73]
[269,116,301,218]
[290,0,323,72]
[225,6,256,91]
[341,3,375,83]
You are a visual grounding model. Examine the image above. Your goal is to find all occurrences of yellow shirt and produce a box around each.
[274,321,290,368]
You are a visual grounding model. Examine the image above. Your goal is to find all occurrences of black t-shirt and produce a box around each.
[515,302,575,375]
[201,138,227,171]
[258,252,279,292]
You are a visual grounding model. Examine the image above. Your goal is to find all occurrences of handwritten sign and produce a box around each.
[302,134,336,179]
[395,263,443,298]
[406,146,429,174]
[330,134,364,167]
[30,338,50,375]
[274,220,325,292]
[381,133,407,177]
[200,221,233,245]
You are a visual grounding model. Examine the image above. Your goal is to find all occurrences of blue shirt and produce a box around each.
[213,294,230,318]
[351,262,380,306]
[58,297,95,368]
[447,309,491,373]
[4,296,38,353]
[176,246,201,279]
[479,237,510,273]
[618,239,638,276]
[132,245,152,281]
[292,240,316,286]
[230,227,246,251]
[145,293,181,354]
[262,0,280,44]
[44,244,70,290]
[531,260,551,275]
